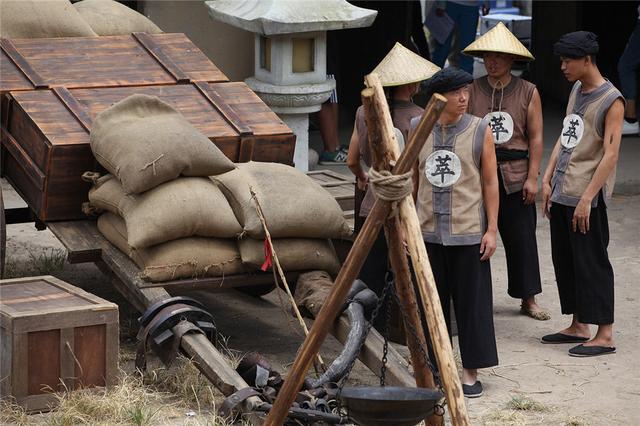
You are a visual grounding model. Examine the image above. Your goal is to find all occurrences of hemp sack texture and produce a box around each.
[73,0,162,36]
[88,174,242,249]
[212,162,351,239]
[90,94,235,194]
[0,0,98,38]
[97,213,244,282]
[238,238,341,275]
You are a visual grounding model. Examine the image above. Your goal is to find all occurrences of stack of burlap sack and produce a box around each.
[0,0,162,39]
[86,94,350,282]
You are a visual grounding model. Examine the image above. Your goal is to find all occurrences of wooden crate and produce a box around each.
[307,170,355,217]
[0,32,228,96]
[2,82,295,221]
[0,276,119,412]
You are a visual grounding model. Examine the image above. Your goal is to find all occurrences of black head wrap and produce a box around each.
[553,31,599,58]
[424,67,473,97]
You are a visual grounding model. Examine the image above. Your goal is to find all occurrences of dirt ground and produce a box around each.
[3,176,640,425]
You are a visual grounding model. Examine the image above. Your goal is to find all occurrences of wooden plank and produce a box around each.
[194,81,253,136]
[48,221,103,264]
[60,328,75,391]
[51,87,92,133]
[0,126,45,191]
[74,324,107,388]
[28,329,60,395]
[1,33,228,94]
[0,39,47,88]
[132,32,191,83]
[104,322,119,387]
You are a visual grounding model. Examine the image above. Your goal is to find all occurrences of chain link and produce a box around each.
[335,276,396,410]
[391,290,447,416]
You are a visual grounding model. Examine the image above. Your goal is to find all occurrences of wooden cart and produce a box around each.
[0,33,417,418]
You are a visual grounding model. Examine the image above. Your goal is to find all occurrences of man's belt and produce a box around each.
[496,148,528,162]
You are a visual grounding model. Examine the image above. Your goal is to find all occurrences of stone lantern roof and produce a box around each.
[205,0,377,35]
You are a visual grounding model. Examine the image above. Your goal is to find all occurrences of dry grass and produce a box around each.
[564,416,589,426]
[4,248,66,279]
[145,355,222,410]
[482,408,527,425]
[505,395,549,412]
[47,374,164,425]
[0,398,30,425]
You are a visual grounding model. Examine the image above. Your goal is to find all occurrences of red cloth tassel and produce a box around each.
[261,238,273,271]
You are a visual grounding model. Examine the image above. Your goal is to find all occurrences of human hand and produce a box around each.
[541,181,552,219]
[572,197,592,234]
[480,229,497,261]
[522,177,538,205]
[356,173,368,191]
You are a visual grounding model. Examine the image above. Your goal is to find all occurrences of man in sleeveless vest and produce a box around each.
[347,43,439,332]
[463,22,549,321]
[412,67,499,397]
[541,31,624,357]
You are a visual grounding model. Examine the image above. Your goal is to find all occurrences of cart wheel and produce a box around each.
[0,186,5,279]
[237,284,276,298]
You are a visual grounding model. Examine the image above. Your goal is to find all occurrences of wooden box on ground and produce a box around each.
[0,276,119,412]
[2,82,295,221]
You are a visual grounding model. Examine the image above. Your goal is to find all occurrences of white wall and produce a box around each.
[141,1,254,82]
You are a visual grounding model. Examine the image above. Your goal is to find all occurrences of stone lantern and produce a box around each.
[205,0,377,171]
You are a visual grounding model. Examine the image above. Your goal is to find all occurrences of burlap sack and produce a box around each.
[97,213,244,282]
[0,0,98,38]
[74,0,162,36]
[239,238,341,275]
[212,162,351,239]
[88,174,242,248]
[90,94,235,194]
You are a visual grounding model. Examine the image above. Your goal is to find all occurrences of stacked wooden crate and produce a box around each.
[0,33,295,222]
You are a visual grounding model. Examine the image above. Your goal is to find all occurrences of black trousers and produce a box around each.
[424,242,498,369]
[498,173,542,299]
[550,197,614,325]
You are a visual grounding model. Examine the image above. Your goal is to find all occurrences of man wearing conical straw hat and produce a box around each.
[347,42,439,327]
[463,22,550,322]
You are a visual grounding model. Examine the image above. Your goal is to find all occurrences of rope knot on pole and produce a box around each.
[368,168,413,216]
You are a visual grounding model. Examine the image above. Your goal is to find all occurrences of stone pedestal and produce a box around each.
[206,0,376,170]
[245,77,335,171]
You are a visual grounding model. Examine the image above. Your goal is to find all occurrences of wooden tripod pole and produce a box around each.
[361,74,441,426]
[265,79,447,426]
[363,75,471,425]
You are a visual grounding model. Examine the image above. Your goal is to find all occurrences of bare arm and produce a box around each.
[480,126,499,261]
[541,136,563,218]
[523,87,543,204]
[572,98,624,233]
[346,125,368,190]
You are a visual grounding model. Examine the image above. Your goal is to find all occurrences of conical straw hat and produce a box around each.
[371,42,441,87]
[463,22,534,61]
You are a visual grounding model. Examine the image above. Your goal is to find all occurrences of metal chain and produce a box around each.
[379,280,394,387]
[391,291,443,388]
[334,276,396,411]
[391,291,447,416]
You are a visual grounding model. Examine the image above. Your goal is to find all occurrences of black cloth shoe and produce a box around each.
[462,381,483,398]
[568,344,616,357]
[541,333,590,344]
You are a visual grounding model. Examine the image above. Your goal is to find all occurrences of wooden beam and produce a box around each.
[361,73,441,426]
[265,82,447,426]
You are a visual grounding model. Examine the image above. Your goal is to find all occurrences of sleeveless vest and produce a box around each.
[356,100,424,217]
[550,80,623,207]
[468,75,535,194]
[416,113,488,246]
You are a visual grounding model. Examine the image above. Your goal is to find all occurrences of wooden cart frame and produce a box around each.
[0,168,417,418]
